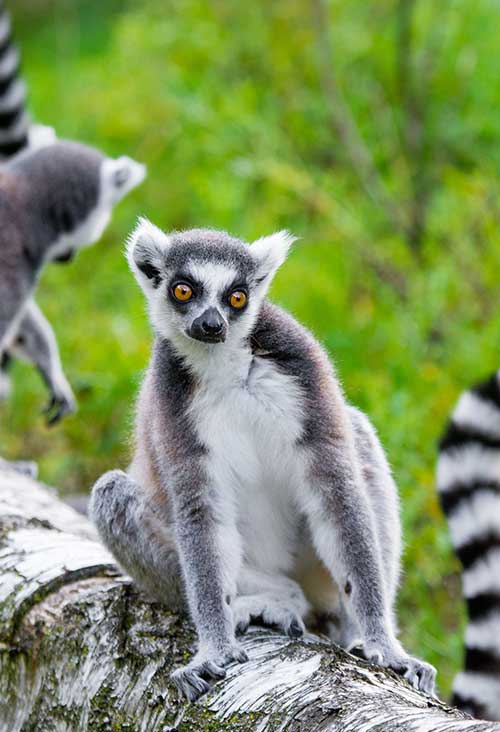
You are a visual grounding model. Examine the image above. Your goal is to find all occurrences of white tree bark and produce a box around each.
[0,471,498,732]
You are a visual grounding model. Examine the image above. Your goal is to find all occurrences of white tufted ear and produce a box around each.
[126,217,171,291]
[104,156,146,203]
[250,230,296,284]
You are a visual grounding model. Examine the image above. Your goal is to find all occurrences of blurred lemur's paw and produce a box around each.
[362,639,437,696]
[233,593,306,638]
[171,642,248,702]
[0,458,38,479]
[42,389,76,426]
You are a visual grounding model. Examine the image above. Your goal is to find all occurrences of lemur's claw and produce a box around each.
[232,594,306,639]
[0,458,38,478]
[403,658,437,696]
[43,393,76,426]
[287,618,305,638]
[171,642,248,701]
[363,640,436,696]
[171,667,211,702]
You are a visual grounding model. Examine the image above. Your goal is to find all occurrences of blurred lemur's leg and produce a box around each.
[11,299,76,425]
[89,469,185,611]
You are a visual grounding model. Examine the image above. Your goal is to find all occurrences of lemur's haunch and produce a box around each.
[438,371,500,722]
[0,141,145,476]
[90,221,436,702]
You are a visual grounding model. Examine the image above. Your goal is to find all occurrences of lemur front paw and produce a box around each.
[42,389,76,426]
[362,639,436,696]
[0,458,38,479]
[171,642,248,702]
[233,594,306,638]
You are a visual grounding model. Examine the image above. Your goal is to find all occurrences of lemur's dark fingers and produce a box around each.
[171,667,211,702]
[235,618,250,635]
[286,618,305,638]
[46,409,63,427]
[0,459,38,479]
[44,396,76,426]
[404,659,437,696]
[197,660,226,681]
[41,397,56,415]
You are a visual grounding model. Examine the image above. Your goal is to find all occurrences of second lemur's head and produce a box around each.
[127,220,296,348]
[10,140,146,263]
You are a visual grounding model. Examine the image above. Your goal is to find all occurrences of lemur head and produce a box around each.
[9,140,146,263]
[127,220,296,347]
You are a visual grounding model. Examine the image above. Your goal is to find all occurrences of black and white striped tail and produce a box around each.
[0,1,29,157]
[437,370,500,721]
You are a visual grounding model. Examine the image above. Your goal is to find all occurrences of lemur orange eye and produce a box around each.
[229,291,247,309]
[173,283,193,302]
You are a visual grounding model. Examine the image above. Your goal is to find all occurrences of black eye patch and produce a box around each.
[113,167,130,187]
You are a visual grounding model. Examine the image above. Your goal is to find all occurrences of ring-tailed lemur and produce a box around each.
[0,141,145,473]
[438,371,500,722]
[90,221,436,701]
[0,1,145,460]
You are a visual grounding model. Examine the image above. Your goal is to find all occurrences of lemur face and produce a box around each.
[101,156,147,208]
[30,143,146,264]
[56,154,146,258]
[127,220,295,346]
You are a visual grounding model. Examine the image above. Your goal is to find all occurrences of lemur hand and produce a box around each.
[362,636,437,696]
[42,385,76,426]
[171,641,248,702]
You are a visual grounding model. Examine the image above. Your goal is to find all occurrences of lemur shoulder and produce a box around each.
[90,222,436,701]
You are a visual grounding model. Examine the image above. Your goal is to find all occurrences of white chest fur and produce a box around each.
[188,348,305,574]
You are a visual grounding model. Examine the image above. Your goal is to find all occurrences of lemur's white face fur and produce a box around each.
[127,219,295,351]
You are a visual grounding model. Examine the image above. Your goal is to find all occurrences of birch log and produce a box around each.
[0,471,499,732]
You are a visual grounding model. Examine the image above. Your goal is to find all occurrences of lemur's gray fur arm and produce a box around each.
[148,342,248,699]
[10,299,75,425]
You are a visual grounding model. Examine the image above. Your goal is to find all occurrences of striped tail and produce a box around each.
[437,371,500,721]
[0,1,30,157]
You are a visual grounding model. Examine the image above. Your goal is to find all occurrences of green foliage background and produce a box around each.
[3,0,500,696]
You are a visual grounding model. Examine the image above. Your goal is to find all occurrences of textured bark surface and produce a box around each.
[0,470,499,732]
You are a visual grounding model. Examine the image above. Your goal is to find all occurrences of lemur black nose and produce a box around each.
[202,313,224,335]
[201,320,224,335]
[190,307,226,342]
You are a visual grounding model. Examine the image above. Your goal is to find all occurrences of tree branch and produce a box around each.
[0,470,498,731]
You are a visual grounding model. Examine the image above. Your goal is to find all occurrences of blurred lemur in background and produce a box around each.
[0,1,146,474]
[90,220,437,701]
[438,371,500,722]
